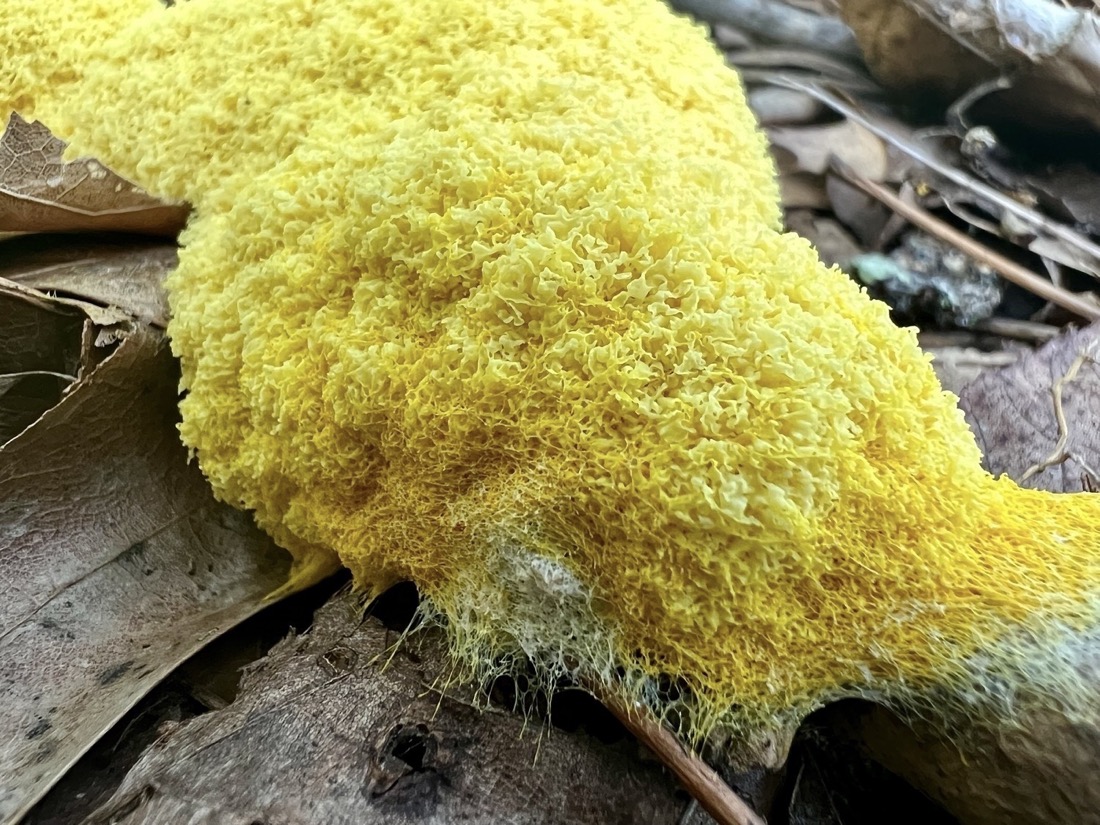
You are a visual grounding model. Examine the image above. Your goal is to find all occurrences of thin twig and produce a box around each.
[1021,340,1100,482]
[972,317,1059,344]
[829,157,1100,322]
[591,685,766,825]
[770,77,1100,278]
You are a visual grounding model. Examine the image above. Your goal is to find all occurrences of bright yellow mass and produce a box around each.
[4,0,1098,734]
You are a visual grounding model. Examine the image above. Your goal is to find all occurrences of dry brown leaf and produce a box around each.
[778,172,831,210]
[0,288,87,446]
[1027,165,1100,233]
[770,119,889,218]
[87,591,693,825]
[822,173,892,247]
[0,324,295,823]
[0,288,85,378]
[961,322,1100,491]
[0,272,156,449]
[0,114,188,236]
[785,210,863,270]
[769,120,888,180]
[918,130,1100,271]
[0,236,176,327]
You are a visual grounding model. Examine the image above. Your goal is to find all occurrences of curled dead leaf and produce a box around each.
[0,321,296,823]
[0,114,188,236]
[0,235,176,328]
[0,287,87,445]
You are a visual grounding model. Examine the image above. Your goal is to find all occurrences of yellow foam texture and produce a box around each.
[0,0,161,119]
[6,0,1099,734]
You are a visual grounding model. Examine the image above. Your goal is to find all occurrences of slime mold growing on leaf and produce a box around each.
[4,0,1099,742]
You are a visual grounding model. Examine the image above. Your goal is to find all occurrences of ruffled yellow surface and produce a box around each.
[0,0,160,119]
[5,0,1098,727]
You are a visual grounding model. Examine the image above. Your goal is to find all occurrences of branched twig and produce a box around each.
[1021,340,1100,483]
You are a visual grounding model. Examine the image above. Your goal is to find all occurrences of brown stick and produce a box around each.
[668,0,862,61]
[594,687,767,825]
[829,158,1100,322]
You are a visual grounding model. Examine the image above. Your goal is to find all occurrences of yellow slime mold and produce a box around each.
[5,0,1098,736]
